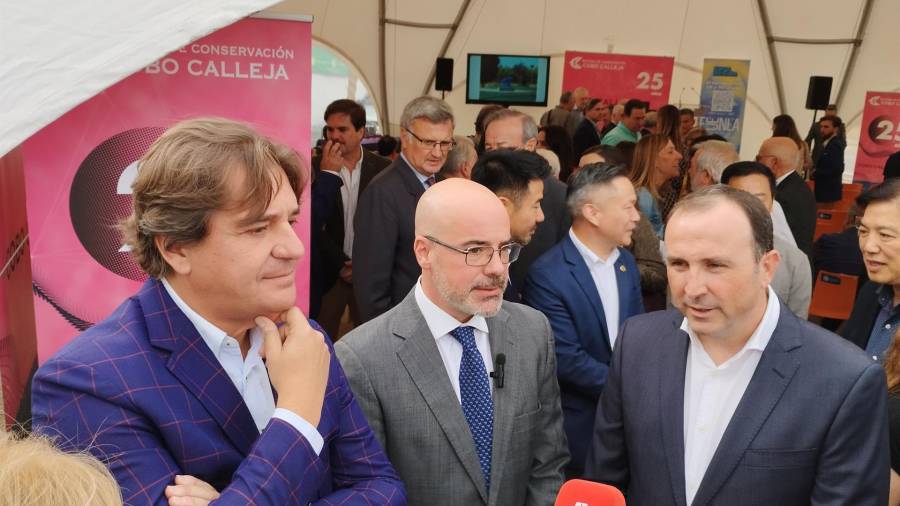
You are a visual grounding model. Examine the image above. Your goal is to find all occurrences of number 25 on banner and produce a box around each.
[637,72,664,91]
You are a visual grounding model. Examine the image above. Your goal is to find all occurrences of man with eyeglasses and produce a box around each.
[354,96,455,323]
[471,149,549,301]
[336,178,569,506]
[523,162,644,478]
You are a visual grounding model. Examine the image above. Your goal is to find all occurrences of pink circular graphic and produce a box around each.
[69,127,165,281]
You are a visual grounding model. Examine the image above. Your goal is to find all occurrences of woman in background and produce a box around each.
[631,134,683,238]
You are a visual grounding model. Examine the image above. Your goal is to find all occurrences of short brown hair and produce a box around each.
[121,117,305,278]
[669,184,774,261]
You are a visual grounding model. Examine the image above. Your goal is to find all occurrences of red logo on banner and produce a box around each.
[854,91,900,183]
[562,51,674,110]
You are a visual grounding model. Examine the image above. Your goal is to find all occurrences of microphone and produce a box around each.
[554,479,625,506]
[489,353,505,389]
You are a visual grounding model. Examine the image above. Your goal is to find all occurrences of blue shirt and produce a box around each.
[636,187,664,238]
[864,285,900,362]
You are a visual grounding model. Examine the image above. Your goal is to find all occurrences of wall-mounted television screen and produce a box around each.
[466,54,550,107]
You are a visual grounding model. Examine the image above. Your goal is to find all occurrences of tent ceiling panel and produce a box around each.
[388,0,465,25]
[765,0,864,41]
[385,24,448,130]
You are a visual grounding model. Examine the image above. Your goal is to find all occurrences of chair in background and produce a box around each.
[814,209,848,241]
[808,271,859,320]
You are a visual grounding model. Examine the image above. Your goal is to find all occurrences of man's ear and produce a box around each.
[523,137,538,152]
[760,248,781,286]
[497,195,517,215]
[413,235,431,270]
[155,235,191,275]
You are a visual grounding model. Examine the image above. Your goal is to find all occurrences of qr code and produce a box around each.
[711,90,734,112]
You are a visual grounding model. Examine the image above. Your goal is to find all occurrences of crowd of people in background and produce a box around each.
[19,88,900,506]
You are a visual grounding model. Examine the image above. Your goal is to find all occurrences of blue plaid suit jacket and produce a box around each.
[32,279,405,505]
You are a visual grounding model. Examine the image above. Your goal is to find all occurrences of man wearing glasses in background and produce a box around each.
[354,96,456,322]
[337,178,569,506]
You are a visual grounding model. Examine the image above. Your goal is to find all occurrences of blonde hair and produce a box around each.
[0,432,122,505]
[120,117,305,278]
[631,134,672,201]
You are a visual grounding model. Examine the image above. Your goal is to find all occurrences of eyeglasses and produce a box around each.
[425,236,522,266]
[407,129,456,152]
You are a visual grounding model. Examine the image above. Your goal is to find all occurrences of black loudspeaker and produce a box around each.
[435,58,453,92]
[806,76,833,110]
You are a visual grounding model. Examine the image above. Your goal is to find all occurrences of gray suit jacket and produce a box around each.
[585,307,889,506]
[771,234,812,319]
[335,290,569,506]
[352,157,426,322]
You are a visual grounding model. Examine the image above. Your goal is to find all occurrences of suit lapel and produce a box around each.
[691,307,801,506]
[140,280,260,456]
[392,293,489,502]
[562,237,610,348]
[660,318,689,506]
[614,252,632,322]
[486,309,515,506]
[395,156,427,198]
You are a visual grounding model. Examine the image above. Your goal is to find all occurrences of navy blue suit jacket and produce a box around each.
[523,235,643,474]
[32,279,405,505]
[585,307,889,506]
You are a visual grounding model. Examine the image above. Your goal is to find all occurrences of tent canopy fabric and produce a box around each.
[0,0,280,156]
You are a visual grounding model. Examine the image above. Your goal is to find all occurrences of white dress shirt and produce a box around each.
[682,285,780,505]
[771,201,797,247]
[336,146,363,257]
[414,279,494,403]
[161,278,324,454]
[568,228,621,348]
[775,170,795,186]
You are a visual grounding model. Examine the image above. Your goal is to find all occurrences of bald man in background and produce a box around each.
[336,178,568,506]
[757,137,816,257]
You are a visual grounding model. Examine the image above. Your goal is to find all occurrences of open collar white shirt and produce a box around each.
[414,279,494,403]
[775,170,795,186]
[569,228,622,348]
[160,278,323,453]
[682,286,780,505]
[337,145,364,257]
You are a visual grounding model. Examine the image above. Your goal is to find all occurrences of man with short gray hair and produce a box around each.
[354,95,455,321]
[439,135,477,179]
[524,162,643,477]
[540,90,575,129]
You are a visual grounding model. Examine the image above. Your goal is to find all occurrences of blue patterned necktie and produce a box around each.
[449,325,493,491]
[424,175,436,188]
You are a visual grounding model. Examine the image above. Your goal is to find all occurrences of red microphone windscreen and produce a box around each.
[554,479,626,506]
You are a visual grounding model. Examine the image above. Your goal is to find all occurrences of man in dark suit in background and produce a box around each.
[524,162,644,477]
[483,108,570,294]
[585,185,888,505]
[471,149,549,302]
[353,96,455,322]
[841,179,900,361]
[572,98,605,157]
[812,115,846,206]
[311,99,390,337]
[757,137,816,257]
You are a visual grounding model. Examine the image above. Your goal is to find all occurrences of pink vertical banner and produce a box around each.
[562,51,674,110]
[854,91,900,183]
[22,16,312,363]
[0,147,38,429]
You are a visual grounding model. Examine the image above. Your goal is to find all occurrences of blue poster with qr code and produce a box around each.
[698,59,750,151]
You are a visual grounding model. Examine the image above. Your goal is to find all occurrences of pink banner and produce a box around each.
[854,91,900,183]
[0,147,38,429]
[562,51,674,110]
[22,17,312,363]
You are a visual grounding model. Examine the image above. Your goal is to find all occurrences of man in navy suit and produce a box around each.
[523,162,643,477]
[585,185,887,505]
[471,149,549,302]
[812,115,846,205]
[31,118,404,505]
